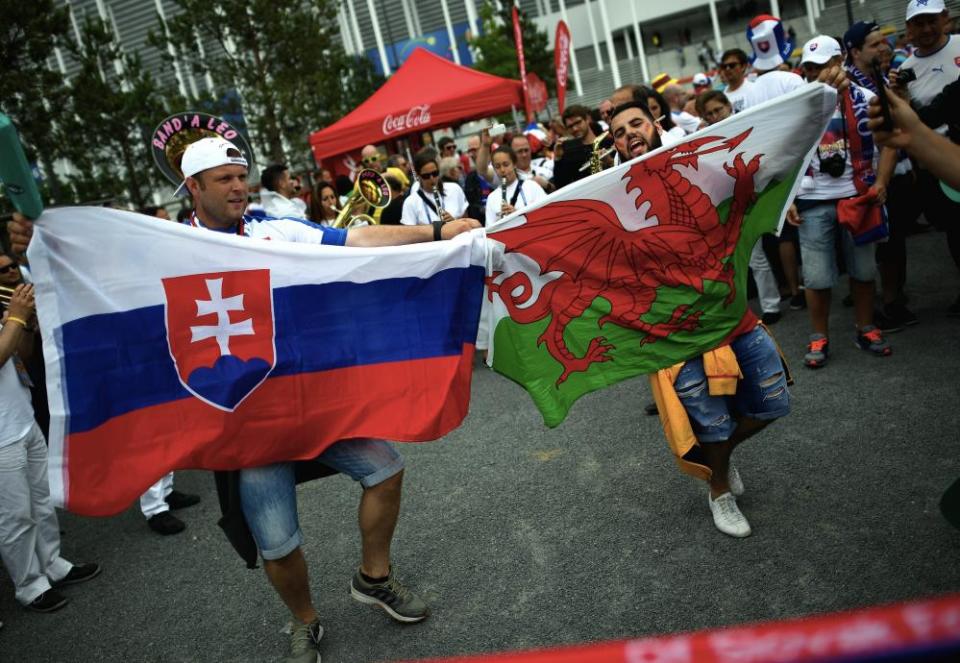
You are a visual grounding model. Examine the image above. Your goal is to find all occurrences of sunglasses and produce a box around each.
[443,144,457,151]
[362,155,382,164]
[420,171,440,179]
[0,263,19,274]
[720,62,742,70]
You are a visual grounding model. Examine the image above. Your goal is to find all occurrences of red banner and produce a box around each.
[512,6,531,123]
[554,20,571,114]
[408,593,960,663]
[525,72,548,113]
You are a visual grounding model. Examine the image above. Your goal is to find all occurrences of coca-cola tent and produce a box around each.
[308,48,524,165]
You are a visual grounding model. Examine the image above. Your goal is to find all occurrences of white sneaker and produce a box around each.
[709,492,752,538]
[729,465,744,497]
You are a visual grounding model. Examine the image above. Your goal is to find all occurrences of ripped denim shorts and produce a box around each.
[674,325,791,443]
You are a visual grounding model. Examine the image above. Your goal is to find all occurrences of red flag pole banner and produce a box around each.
[525,72,548,114]
[512,5,532,123]
[405,593,960,663]
[554,20,571,115]
[28,208,486,516]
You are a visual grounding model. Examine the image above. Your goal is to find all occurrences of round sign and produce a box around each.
[150,112,254,186]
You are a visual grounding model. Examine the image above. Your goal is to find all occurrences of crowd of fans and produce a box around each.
[240,2,958,368]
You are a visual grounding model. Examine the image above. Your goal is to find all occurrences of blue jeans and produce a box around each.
[239,438,404,560]
[675,325,791,443]
[796,200,877,289]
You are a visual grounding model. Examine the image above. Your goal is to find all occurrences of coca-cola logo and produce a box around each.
[382,105,432,136]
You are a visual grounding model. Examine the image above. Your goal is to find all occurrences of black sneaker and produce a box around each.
[882,301,918,329]
[26,589,69,613]
[874,308,905,334]
[148,511,185,535]
[53,563,101,587]
[350,568,429,623]
[761,311,781,325]
[789,292,806,310]
[164,490,200,510]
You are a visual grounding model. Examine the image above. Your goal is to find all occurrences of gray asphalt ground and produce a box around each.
[2,231,959,663]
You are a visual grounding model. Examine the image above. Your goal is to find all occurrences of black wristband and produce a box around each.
[432,220,443,241]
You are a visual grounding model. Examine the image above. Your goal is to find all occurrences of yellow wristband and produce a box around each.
[5,316,28,327]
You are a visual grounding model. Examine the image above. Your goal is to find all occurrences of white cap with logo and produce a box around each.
[801,35,844,65]
[174,136,248,196]
[906,0,946,23]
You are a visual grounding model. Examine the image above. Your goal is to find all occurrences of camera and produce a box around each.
[819,153,846,178]
[897,67,917,84]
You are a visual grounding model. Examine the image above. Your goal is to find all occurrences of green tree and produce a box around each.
[469,2,557,95]
[159,0,382,167]
[0,0,73,206]
[58,17,180,208]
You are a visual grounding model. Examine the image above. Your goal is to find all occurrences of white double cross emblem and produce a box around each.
[190,278,254,356]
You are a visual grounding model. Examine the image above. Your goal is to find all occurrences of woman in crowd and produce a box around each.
[309,181,339,227]
[643,87,686,142]
[400,152,468,225]
[484,145,548,226]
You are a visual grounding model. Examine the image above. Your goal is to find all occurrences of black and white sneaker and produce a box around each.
[26,589,69,613]
[284,618,323,663]
[350,568,429,623]
[53,562,101,587]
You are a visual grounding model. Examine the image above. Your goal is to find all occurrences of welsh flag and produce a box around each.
[484,84,836,426]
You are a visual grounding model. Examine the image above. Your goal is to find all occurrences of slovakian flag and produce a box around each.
[483,84,837,427]
[28,209,486,516]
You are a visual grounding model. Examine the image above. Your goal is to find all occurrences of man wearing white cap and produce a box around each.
[787,36,896,369]
[898,0,960,316]
[9,135,481,663]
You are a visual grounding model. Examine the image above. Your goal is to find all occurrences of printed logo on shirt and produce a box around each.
[932,65,944,73]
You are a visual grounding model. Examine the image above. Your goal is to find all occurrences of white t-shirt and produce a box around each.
[0,344,36,448]
[260,190,308,220]
[530,157,554,181]
[728,71,805,112]
[903,35,960,111]
[796,84,877,201]
[671,109,703,134]
[724,79,755,113]
[485,178,548,226]
[400,181,467,225]
[187,213,348,245]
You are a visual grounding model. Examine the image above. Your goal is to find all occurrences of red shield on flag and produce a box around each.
[162,269,276,411]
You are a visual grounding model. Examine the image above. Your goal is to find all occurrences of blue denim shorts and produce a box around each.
[675,325,791,443]
[238,438,404,560]
[796,200,877,289]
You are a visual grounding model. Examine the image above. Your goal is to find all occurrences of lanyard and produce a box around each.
[416,188,445,221]
[189,212,245,236]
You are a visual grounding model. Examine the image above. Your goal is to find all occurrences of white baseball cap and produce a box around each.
[174,136,248,196]
[906,0,946,22]
[693,72,711,88]
[801,35,844,65]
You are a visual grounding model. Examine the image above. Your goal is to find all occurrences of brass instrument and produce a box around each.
[579,131,615,174]
[332,169,391,229]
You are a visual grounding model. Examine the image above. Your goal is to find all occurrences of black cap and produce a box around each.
[843,21,879,52]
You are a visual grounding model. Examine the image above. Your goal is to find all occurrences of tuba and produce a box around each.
[332,169,392,228]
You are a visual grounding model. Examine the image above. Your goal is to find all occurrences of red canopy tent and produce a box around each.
[309,48,524,167]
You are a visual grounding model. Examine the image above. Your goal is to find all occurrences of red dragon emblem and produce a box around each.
[488,131,762,385]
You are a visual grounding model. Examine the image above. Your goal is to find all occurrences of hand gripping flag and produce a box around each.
[484,83,837,427]
[28,210,486,515]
